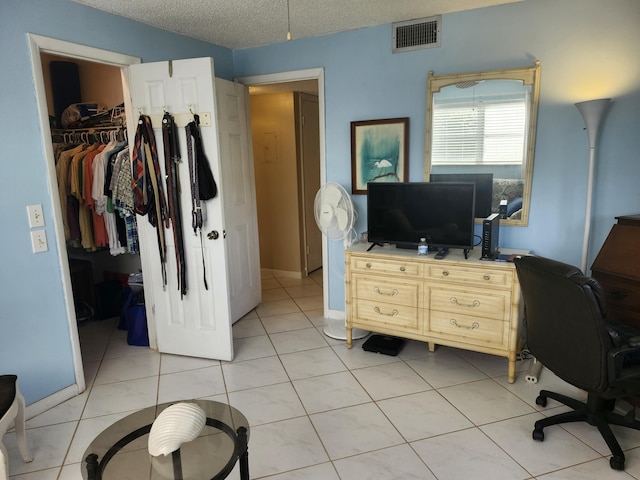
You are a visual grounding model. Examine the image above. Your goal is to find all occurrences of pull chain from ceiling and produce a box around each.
[287,0,292,40]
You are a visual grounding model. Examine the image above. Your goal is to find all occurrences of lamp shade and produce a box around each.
[575,98,611,148]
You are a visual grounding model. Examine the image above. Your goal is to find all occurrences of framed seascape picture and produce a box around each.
[351,117,409,194]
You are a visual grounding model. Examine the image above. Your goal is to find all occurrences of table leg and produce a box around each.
[85,454,99,480]
[172,449,183,480]
[237,426,249,480]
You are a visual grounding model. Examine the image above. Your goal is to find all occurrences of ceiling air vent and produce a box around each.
[393,15,441,53]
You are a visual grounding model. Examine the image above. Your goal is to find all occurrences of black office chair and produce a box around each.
[514,255,640,470]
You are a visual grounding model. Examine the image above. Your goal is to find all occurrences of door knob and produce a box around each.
[207,230,219,240]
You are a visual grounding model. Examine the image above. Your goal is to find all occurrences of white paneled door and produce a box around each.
[126,58,260,361]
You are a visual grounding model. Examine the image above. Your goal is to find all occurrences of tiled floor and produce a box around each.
[6,269,640,479]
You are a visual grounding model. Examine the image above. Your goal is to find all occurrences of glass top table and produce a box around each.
[82,400,249,480]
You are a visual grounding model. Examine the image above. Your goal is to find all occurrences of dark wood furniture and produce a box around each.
[592,214,640,328]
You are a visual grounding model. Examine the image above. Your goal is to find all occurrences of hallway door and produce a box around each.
[299,93,322,274]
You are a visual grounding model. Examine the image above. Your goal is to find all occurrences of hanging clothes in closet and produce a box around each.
[53,127,139,255]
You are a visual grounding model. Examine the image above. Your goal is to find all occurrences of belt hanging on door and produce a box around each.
[186,114,217,290]
[162,111,187,298]
[132,113,170,287]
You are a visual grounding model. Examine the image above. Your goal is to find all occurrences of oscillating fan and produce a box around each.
[314,182,357,245]
[314,183,368,340]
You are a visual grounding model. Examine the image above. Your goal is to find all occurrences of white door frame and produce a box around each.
[236,69,337,319]
[27,33,140,410]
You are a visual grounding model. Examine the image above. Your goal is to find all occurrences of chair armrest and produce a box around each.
[608,342,640,384]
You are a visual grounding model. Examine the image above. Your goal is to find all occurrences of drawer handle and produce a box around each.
[483,274,491,281]
[366,263,372,268]
[374,287,399,297]
[450,297,480,308]
[442,270,449,277]
[611,290,628,300]
[374,306,399,317]
[399,266,406,272]
[450,319,479,330]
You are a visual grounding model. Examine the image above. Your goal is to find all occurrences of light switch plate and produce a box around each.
[27,204,45,228]
[31,230,48,253]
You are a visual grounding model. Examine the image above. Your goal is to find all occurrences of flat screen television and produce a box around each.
[367,182,476,257]
[429,173,493,218]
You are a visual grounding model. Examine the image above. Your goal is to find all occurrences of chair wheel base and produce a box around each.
[535,395,547,407]
[610,455,625,470]
[532,428,544,441]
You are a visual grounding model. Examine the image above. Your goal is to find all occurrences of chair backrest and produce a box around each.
[514,256,614,393]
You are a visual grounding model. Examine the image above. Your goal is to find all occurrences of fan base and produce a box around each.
[323,318,369,341]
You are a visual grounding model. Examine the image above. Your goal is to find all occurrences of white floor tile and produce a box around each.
[406,347,489,388]
[157,365,225,403]
[159,352,220,375]
[249,416,329,478]
[334,444,437,480]
[256,299,301,317]
[480,413,602,477]
[377,390,473,441]
[26,391,88,428]
[412,427,531,480]
[5,422,76,476]
[93,351,160,385]
[259,462,340,479]
[82,376,158,418]
[293,371,371,414]
[439,378,535,425]
[221,356,289,392]
[536,457,635,479]
[279,346,347,380]
[260,311,314,334]
[227,382,306,426]
[351,361,432,400]
[231,334,277,361]
[310,403,405,460]
[269,327,329,354]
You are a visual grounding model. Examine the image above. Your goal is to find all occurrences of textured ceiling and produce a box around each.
[71,0,521,50]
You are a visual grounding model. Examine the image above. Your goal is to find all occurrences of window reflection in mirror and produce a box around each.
[424,62,541,226]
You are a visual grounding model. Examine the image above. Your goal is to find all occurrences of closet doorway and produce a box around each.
[29,34,142,395]
[40,51,143,354]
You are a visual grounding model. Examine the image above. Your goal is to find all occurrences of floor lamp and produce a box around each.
[575,98,611,273]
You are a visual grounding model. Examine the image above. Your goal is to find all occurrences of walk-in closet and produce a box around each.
[41,53,145,350]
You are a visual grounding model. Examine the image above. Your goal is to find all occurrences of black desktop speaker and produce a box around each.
[481,213,500,260]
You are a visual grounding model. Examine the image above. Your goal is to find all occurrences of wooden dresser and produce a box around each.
[592,214,640,328]
[345,243,523,383]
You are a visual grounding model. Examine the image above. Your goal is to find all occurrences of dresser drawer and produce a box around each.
[429,310,507,346]
[426,264,513,287]
[428,286,510,321]
[352,299,420,332]
[353,275,421,308]
[351,256,422,277]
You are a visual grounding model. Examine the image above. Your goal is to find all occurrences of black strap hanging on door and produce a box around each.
[162,111,187,298]
[132,114,169,287]
[186,114,217,290]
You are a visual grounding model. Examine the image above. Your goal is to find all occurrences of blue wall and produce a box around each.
[234,0,640,312]
[1,0,639,405]
[0,0,232,404]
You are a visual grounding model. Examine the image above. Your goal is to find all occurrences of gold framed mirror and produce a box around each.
[424,61,541,226]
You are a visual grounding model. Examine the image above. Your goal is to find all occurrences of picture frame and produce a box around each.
[351,117,409,194]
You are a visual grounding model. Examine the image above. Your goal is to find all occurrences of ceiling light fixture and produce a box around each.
[287,0,292,40]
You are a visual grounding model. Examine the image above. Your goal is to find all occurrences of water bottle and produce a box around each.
[418,238,428,256]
